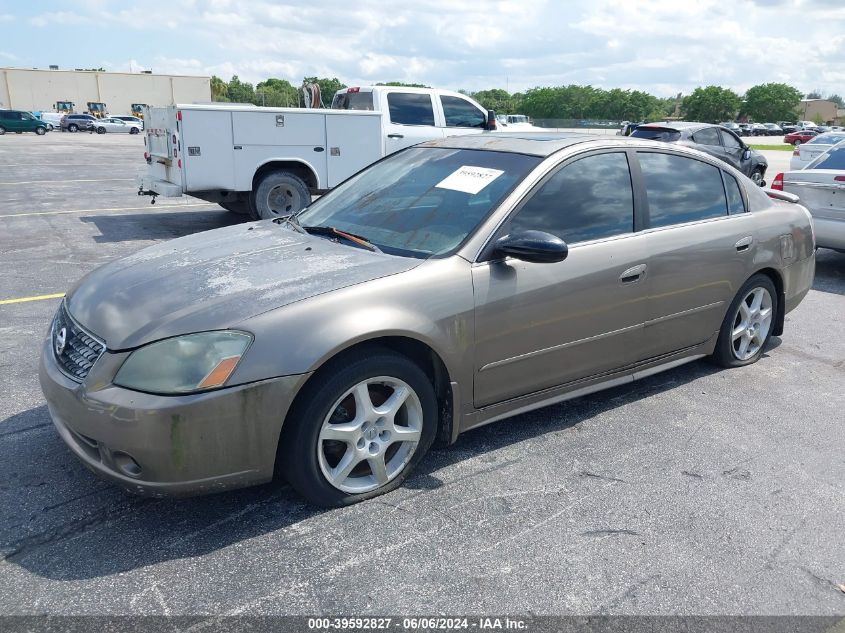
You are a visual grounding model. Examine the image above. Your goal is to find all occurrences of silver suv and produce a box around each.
[60,114,96,132]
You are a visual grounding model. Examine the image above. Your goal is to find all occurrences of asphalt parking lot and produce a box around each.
[0,132,843,616]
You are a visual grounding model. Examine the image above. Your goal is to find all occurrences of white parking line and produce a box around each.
[1,202,219,218]
[0,178,135,185]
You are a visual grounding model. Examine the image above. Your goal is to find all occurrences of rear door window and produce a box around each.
[723,173,746,214]
[386,93,435,126]
[719,129,743,150]
[638,152,728,227]
[630,127,681,142]
[440,95,486,128]
[693,127,722,146]
[509,152,634,243]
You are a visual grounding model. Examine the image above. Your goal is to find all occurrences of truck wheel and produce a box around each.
[253,171,311,221]
[220,201,251,216]
[36,127,47,136]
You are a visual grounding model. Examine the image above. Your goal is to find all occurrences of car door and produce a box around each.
[471,151,649,408]
[690,126,726,164]
[437,94,487,139]
[634,151,757,361]
[718,128,748,173]
[382,91,444,155]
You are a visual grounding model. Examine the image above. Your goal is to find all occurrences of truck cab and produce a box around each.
[331,85,491,154]
[87,102,108,118]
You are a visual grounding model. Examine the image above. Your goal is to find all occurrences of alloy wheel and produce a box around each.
[317,376,423,493]
[730,287,773,360]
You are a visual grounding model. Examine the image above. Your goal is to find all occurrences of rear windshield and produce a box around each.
[630,127,681,142]
[296,147,541,258]
[808,133,845,145]
[331,91,375,111]
[807,146,845,170]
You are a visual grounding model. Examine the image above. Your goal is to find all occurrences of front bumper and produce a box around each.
[39,338,310,497]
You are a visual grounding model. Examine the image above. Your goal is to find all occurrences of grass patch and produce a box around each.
[748,144,794,151]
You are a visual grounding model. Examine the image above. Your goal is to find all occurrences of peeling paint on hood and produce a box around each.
[65,221,422,350]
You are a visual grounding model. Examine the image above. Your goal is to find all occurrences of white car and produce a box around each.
[38,112,63,130]
[112,115,144,129]
[773,140,845,252]
[496,114,543,131]
[92,117,142,134]
[790,132,845,170]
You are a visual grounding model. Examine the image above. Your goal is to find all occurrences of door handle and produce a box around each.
[620,263,647,284]
[735,236,753,252]
[387,133,404,139]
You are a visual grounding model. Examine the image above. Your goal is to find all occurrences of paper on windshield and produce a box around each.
[435,166,504,195]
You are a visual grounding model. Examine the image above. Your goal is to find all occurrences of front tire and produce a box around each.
[35,126,46,136]
[750,168,764,187]
[96,127,106,134]
[252,171,311,221]
[710,274,777,368]
[0,126,5,135]
[68,124,78,132]
[129,127,139,135]
[279,350,438,507]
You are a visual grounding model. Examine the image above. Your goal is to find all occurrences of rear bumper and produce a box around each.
[140,175,183,198]
[813,217,845,251]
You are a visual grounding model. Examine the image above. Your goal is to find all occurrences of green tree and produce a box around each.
[743,83,802,122]
[255,78,298,107]
[805,89,823,99]
[469,88,514,113]
[681,86,741,123]
[302,77,347,106]
[226,75,255,104]
[827,94,843,107]
[210,75,229,102]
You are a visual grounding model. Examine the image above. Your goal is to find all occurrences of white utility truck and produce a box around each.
[139,86,495,219]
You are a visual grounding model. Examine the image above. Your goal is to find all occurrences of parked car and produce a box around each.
[60,114,96,132]
[738,123,753,137]
[783,129,819,146]
[814,126,832,134]
[796,121,817,130]
[750,123,768,136]
[773,140,845,252]
[40,132,815,506]
[0,109,49,135]
[779,122,799,134]
[113,115,144,129]
[630,122,768,185]
[763,123,783,136]
[617,121,643,136]
[92,117,142,134]
[720,122,742,135]
[789,132,845,170]
[37,111,64,131]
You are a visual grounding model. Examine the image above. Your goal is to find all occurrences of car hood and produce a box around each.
[66,221,421,350]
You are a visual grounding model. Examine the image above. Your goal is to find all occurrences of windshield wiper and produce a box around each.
[272,213,307,234]
[302,225,382,253]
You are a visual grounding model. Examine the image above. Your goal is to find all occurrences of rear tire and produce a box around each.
[220,200,251,216]
[279,350,437,507]
[252,171,311,221]
[710,274,778,368]
[130,127,139,135]
[0,126,5,135]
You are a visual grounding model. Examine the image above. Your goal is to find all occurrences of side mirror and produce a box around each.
[742,148,751,161]
[494,230,569,264]
[486,109,497,131]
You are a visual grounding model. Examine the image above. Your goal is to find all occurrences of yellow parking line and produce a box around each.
[0,178,134,185]
[0,292,65,306]
[2,202,217,218]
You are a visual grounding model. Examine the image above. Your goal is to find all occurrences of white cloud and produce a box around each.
[10,0,845,97]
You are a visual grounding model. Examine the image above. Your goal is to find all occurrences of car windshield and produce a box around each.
[630,127,681,141]
[807,145,845,170]
[294,147,541,259]
[808,133,845,145]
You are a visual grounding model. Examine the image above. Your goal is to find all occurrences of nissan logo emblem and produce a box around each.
[55,327,67,356]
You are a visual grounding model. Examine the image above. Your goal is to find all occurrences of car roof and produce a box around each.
[418,132,602,156]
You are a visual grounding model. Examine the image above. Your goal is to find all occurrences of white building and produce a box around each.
[0,67,211,114]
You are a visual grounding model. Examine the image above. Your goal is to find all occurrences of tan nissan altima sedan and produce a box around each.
[40,133,816,506]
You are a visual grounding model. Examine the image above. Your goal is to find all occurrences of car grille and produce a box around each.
[52,303,106,382]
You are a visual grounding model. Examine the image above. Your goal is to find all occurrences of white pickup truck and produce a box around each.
[139,86,495,219]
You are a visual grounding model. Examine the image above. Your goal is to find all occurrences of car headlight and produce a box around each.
[114,331,253,394]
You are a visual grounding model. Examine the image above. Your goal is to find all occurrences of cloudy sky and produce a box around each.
[0,0,843,97]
